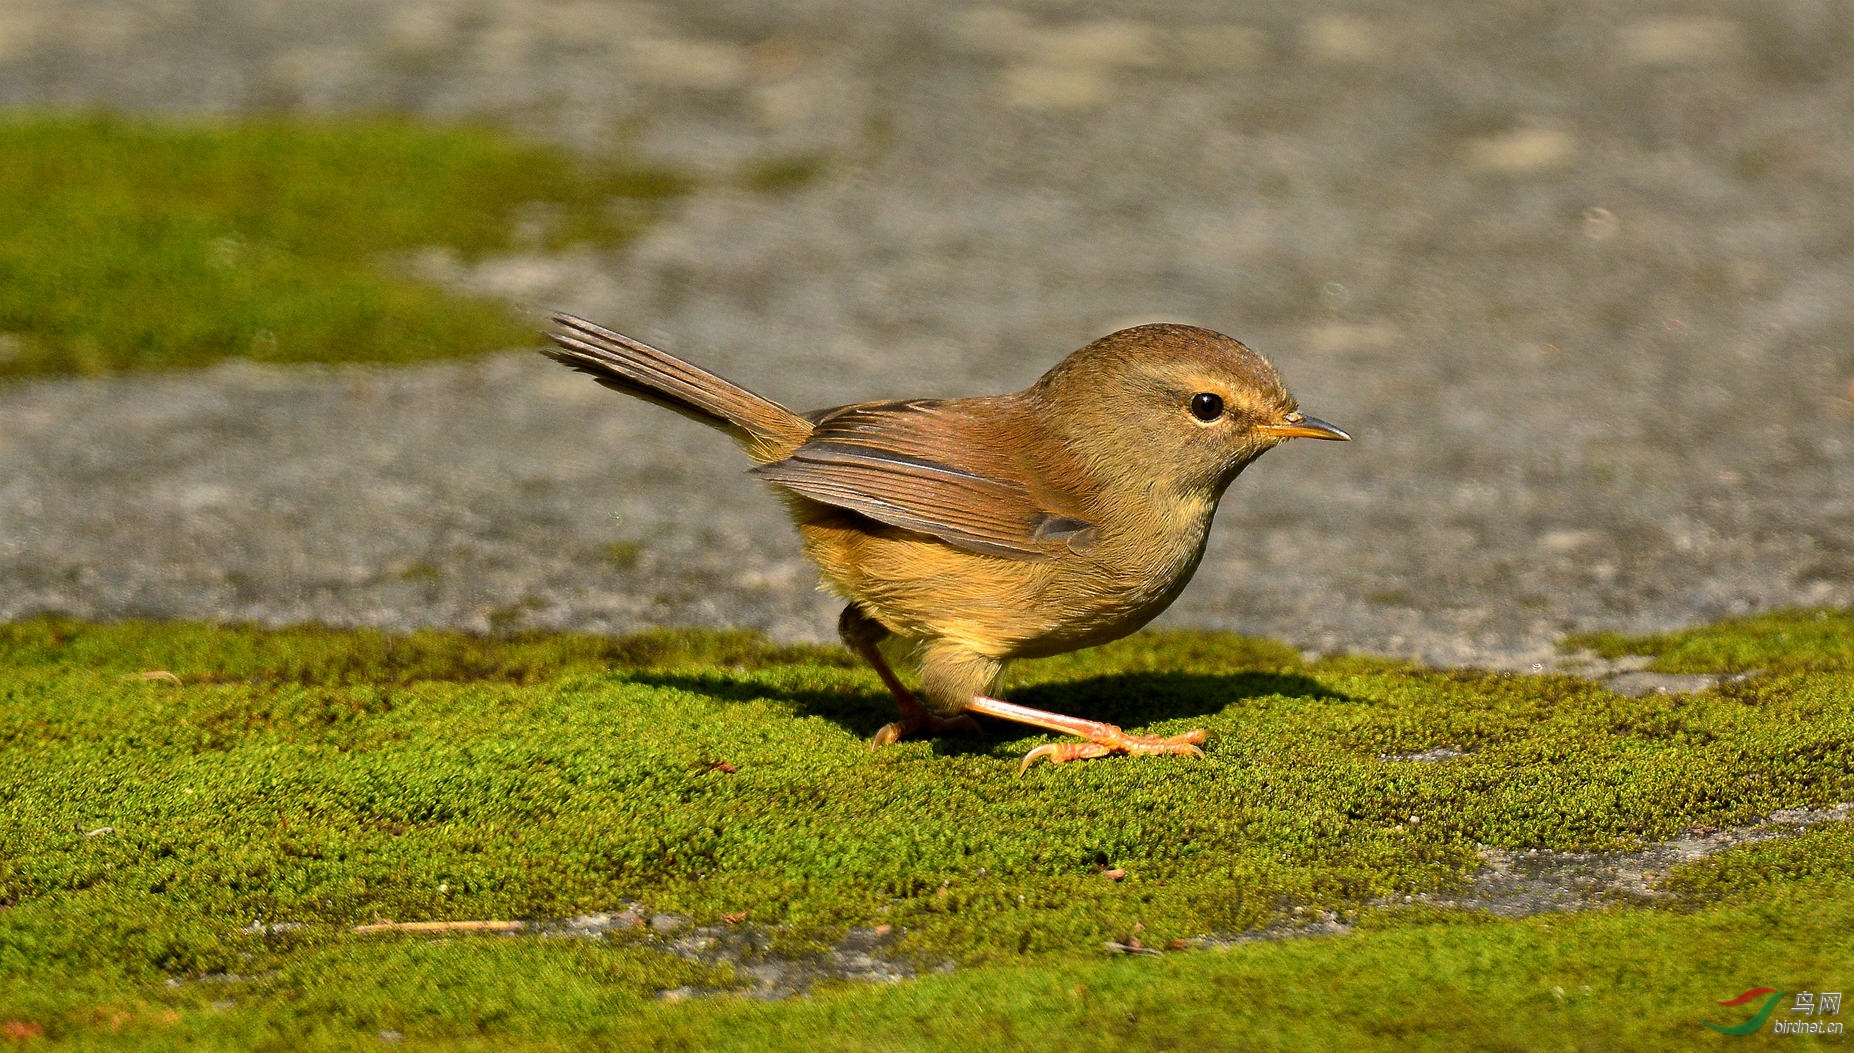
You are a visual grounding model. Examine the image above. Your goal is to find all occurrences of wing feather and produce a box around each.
[750,399,1097,560]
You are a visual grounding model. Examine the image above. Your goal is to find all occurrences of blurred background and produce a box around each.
[0,0,1850,667]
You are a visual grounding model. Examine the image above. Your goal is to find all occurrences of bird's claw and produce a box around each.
[1017,728,1207,775]
[1017,741,1113,773]
[870,711,982,750]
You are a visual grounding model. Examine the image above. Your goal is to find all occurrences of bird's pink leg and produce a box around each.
[962,695,1207,775]
[854,644,981,748]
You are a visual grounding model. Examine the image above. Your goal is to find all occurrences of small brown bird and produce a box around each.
[544,315,1348,772]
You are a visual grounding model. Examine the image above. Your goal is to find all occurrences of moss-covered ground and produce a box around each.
[1568,608,1854,675]
[0,115,685,379]
[2,611,1850,1048]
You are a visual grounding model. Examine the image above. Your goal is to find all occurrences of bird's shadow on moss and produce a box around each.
[628,668,1350,754]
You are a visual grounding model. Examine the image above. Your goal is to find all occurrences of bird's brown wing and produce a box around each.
[749,398,1097,561]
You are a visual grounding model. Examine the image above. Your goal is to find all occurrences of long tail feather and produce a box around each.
[543,315,811,463]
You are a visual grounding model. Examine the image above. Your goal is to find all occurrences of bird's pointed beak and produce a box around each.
[1257,411,1350,442]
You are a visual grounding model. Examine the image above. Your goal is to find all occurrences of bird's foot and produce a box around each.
[957,695,1209,775]
[851,639,984,749]
[870,710,982,749]
[1017,726,1206,775]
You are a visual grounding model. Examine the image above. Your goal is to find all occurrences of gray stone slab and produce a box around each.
[2,0,1851,666]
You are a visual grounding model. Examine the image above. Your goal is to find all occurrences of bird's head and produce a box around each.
[1030,323,1349,499]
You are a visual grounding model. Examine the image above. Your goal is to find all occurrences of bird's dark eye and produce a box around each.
[1190,392,1224,422]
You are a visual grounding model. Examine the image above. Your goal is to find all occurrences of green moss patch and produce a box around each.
[3,615,1850,1048]
[0,115,686,379]
[1566,608,1854,673]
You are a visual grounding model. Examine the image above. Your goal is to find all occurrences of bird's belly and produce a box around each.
[796,500,1215,659]
[1005,533,1210,658]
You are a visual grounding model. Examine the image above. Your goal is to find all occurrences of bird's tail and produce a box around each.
[543,314,812,464]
